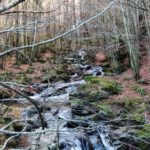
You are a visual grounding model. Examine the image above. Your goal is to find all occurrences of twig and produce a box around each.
[0,0,65,15]
[1,134,18,150]
[0,0,26,13]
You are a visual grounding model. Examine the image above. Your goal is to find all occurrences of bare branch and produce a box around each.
[0,0,115,58]
[0,0,26,13]
[0,0,65,15]
[0,82,46,130]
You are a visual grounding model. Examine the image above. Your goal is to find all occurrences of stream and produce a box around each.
[20,50,116,150]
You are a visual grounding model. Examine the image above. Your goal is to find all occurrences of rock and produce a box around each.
[40,87,56,97]
[30,128,57,150]
[77,64,104,77]
[65,85,77,94]
[59,129,94,150]
[84,76,121,94]
[0,86,11,98]
[46,93,69,103]
[27,117,41,129]
[22,107,38,118]
[7,138,18,148]
[73,135,94,150]
[31,93,69,104]
[78,50,87,60]
[86,113,107,121]
[58,107,72,120]
[72,105,92,116]
[67,120,89,128]
[59,128,77,147]
[13,122,33,131]
[118,134,150,150]
[89,134,104,150]
[95,52,107,65]
[54,80,86,90]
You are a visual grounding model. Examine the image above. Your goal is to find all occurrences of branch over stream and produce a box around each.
[0,81,46,130]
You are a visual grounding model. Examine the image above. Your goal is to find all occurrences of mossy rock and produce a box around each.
[95,98,146,122]
[130,113,144,123]
[42,68,59,83]
[133,125,150,149]
[0,87,11,98]
[96,104,113,116]
[136,124,150,138]
[84,76,121,94]
[42,66,70,82]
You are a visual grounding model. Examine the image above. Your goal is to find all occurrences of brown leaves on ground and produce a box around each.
[111,55,150,100]
[0,51,54,83]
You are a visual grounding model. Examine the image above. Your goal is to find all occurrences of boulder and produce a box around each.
[13,122,33,131]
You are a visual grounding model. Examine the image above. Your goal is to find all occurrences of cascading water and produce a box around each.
[20,51,116,150]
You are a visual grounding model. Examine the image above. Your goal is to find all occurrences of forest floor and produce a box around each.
[1,51,150,122]
[0,50,150,149]
[112,55,150,100]
[1,51,150,100]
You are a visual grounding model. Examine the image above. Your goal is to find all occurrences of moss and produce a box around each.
[136,142,150,150]
[80,83,101,94]
[16,74,32,85]
[136,124,150,138]
[130,113,144,123]
[95,98,146,122]
[42,65,70,82]
[42,68,57,82]
[70,97,83,106]
[84,76,121,94]
[0,71,13,81]
[132,84,147,96]
[96,104,113,115]
[105,98,143,109]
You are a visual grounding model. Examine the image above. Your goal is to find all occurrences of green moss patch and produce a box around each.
[42,64,70,82]
[132,84,147,96]
[96,104,113,116]
[84,76,121,94]
[93,98,146,123]
[0,71,13,81]
[16,74,32,85]
[136,124,150,138]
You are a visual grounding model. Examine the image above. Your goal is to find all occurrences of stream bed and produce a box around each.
[1,50,150,150]
[22,79,116,150]
[19,51,117,150]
